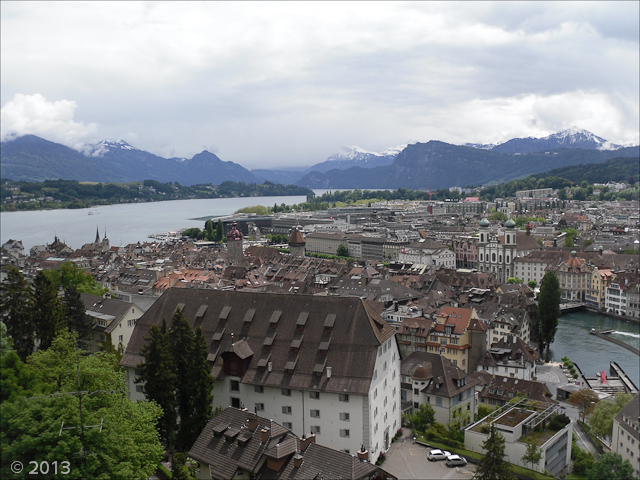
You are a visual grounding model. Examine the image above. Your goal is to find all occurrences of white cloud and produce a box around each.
[1,93,100,150]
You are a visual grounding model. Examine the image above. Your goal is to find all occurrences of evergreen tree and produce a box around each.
[170,309,195,451]
[587,452,635,480]
[184,326,214,449]
[204,219,214,241]
[63,283,93,347]
[0,266,34,361]
[216,220,224,243]
[31,270,65,352]
[137,318,177,447]
[475,425,514,480]
[538,271,561,362]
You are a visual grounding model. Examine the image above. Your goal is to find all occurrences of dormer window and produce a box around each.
[219,305,231,325]
[269,310,282,329]
[243,308,255,329]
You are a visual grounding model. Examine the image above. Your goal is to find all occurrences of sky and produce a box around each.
[1,1,638,169]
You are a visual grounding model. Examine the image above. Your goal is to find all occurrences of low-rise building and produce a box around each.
[611,393,640,478]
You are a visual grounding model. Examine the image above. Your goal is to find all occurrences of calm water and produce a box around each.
[550,311,640,387]
[1,194,309,251]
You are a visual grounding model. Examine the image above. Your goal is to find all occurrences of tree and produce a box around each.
[475,425,514,480]
[521,437,542,473]
[404,403,435,433]
[183,326,214,450]
[216,220,224,243]
[538,271,561,362]
[170,309,195,452]
[0,266,34,361]
[58,262,108,296]
[507,277,523,284]
[137,319,177,447]
[32,270,66,352]
[568,388,600,422]
[337,244,349,257]
[587,452,635,480]
[64,283,93,347]
[528,280,537,289]
[0,330,163,480]
[0,322,12,357]
[588,393,632,439]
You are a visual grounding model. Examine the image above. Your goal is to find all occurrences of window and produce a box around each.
[281,388,291,396]
[310,409,320,418]
[255,385,264,393]
[127,319,136,327]
[339,394,349,402]
[413,388,419,395]
[255,403,265,411]
[282,406,292,414]
[309,391,320,400]
[283,422,293,429]
[413,402,419,408]
[230,380,240,392]
[231,397,241,408]
[340,429,350,438]
[340,412,350,421]
[118,335,123,343]
[310,426,321,435]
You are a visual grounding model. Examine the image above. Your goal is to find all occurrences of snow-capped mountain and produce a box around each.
[85,139,138,157]
[463,142,499,150]
[489,128,624,154]
[307,144,407,173]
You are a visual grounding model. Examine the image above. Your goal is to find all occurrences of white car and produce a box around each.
[446,454,468,467]
[427,449,451,461]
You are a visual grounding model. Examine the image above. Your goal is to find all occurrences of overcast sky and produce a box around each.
[1,1,638,169]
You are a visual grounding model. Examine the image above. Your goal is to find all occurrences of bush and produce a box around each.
[549,413,571,431]
[573,373,579,379]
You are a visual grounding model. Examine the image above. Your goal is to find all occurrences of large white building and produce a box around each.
[121,289,401,458]
[611,393,640,478]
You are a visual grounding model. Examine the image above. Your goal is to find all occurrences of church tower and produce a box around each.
[226,221,244,265]
[102,230,111,253]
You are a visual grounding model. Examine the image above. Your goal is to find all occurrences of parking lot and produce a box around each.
[382,433,476,479]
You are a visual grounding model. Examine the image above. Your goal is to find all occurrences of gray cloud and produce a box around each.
[1,1,637,169]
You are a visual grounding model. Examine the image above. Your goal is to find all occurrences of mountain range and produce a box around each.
[1,129,637,189]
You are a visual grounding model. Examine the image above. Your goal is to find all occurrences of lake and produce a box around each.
[1,194,311,251]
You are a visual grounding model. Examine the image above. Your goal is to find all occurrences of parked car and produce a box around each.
[427,449,451,461]
[446,454,468,467]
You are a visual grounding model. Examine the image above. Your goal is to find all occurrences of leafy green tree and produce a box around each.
[538,271,561,362]
[521,437,542,472]
[0,330,163,480]
[182,227,201,239]
[32,270,66,351]
[568,388,600,422]
[137,319,177,447]
[507,277,523,284]
[64,283,93,347]
[58,262,108,296]
[405,403,435,433]
[337,244,349,257]
[587,452,635,480]
[488,211,508,221]
[0,321,12,357]
[528,280,537,289]
[588,393,632,439]
[0,266,34,361]
[475,425,514,480]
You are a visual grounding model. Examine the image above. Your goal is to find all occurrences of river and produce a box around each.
[550,310,640,387]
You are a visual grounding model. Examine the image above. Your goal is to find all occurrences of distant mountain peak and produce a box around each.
[86,139,138,157]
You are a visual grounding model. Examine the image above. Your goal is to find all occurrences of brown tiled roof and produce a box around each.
[401,351,477,398]
[469,371,556,405]
[121,289,392,395]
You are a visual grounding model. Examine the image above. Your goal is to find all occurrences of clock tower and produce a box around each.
[226,221,244,265]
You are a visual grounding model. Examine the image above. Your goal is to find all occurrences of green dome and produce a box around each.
[505,218,516,228]
[479,218,490,227]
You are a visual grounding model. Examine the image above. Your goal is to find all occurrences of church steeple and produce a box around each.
[95,226,100,243]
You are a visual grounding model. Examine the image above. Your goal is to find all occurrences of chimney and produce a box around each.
[248,415,259,432]
[357,445,369,461]
[300,434,316,452]
[293,453,303,468]
[261,427,270,443]
[526,222,531,236]
[326,366,332,379]
[268,362,272,372]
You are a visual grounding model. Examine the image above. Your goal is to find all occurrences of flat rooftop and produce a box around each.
[495,409,536,427]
